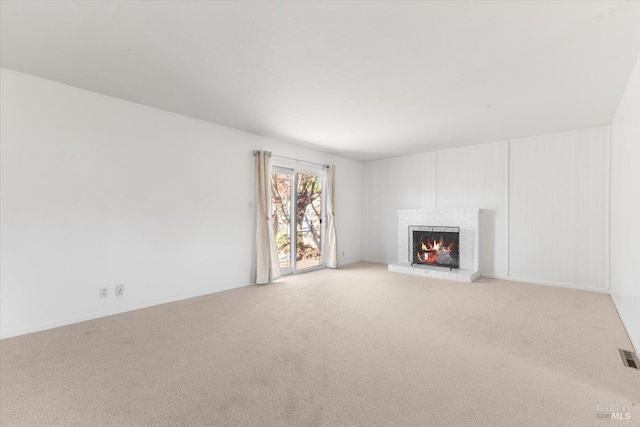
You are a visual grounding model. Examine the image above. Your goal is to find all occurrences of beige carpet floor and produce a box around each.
[1,263,638,426]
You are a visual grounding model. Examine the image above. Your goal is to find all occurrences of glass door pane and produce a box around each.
[271,169,293,275]
[295,172,323,270]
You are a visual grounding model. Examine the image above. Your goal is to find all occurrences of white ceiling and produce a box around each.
[2,1,639,161]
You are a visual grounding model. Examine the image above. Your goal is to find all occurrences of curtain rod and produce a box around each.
[253,151,328,168]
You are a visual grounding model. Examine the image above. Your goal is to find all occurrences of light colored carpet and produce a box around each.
[0,263,637,426]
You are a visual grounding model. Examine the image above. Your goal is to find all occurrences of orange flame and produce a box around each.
[417,237,455,264]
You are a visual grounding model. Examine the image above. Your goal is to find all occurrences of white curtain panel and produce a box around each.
[255,151,281,284]
[324,165,338,268]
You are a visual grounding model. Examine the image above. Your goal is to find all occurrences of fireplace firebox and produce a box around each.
[409,226,460,269]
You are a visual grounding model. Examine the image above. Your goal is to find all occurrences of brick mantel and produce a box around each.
[389,209,481,282]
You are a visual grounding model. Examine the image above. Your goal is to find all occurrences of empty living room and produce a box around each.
[1,1,639,426]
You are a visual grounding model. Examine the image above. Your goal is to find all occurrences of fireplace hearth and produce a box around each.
[410,225,460,269]
[390,209,480,282]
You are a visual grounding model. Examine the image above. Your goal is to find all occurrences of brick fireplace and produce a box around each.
[389,209,481,282]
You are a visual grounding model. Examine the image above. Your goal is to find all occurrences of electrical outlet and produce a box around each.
[115,284,124,297]
[341,251,345,258]
[99,287,108,298]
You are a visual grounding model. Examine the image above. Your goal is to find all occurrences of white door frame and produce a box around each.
[272,164,326,275]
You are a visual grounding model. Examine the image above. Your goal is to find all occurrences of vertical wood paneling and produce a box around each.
[362,160,384,262]
[437,141,508,276]
[509,127,609,290]
[363,125,610,291]
[382,154,437,262]
[610,55,640,352]
[361,153,436,263]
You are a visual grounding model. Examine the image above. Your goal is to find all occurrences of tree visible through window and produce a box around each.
[295,173,322,269]
[271,173,291,269]
[271,171,323,271]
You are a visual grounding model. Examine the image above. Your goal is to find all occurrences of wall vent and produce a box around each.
[619,349,639,369]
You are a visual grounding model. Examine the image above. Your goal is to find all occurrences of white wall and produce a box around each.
[363,142,508,276]
[362,153,437,263]
[362,127,610,291]
[0,69,363,338]
[436,142,508,276]
[509,127,609,290]
[610,55,640,353]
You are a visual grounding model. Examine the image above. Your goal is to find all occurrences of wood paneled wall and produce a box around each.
[362,126,609,291]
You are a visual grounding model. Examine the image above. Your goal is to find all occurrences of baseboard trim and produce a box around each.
[359,264,609,294]
[339,259,364,267]
[0,282,251,340]
[360,259,386,264]
[610,294,640,355]
[1,265,613,339]
[481,274,610,294]
[1,261,368,340]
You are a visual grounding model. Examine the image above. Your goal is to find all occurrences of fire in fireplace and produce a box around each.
[409,226,460,269]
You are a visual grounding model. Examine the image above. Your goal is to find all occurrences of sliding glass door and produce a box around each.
[271,167,324,274]
[295,172,323,270]
[271,168,294,275]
